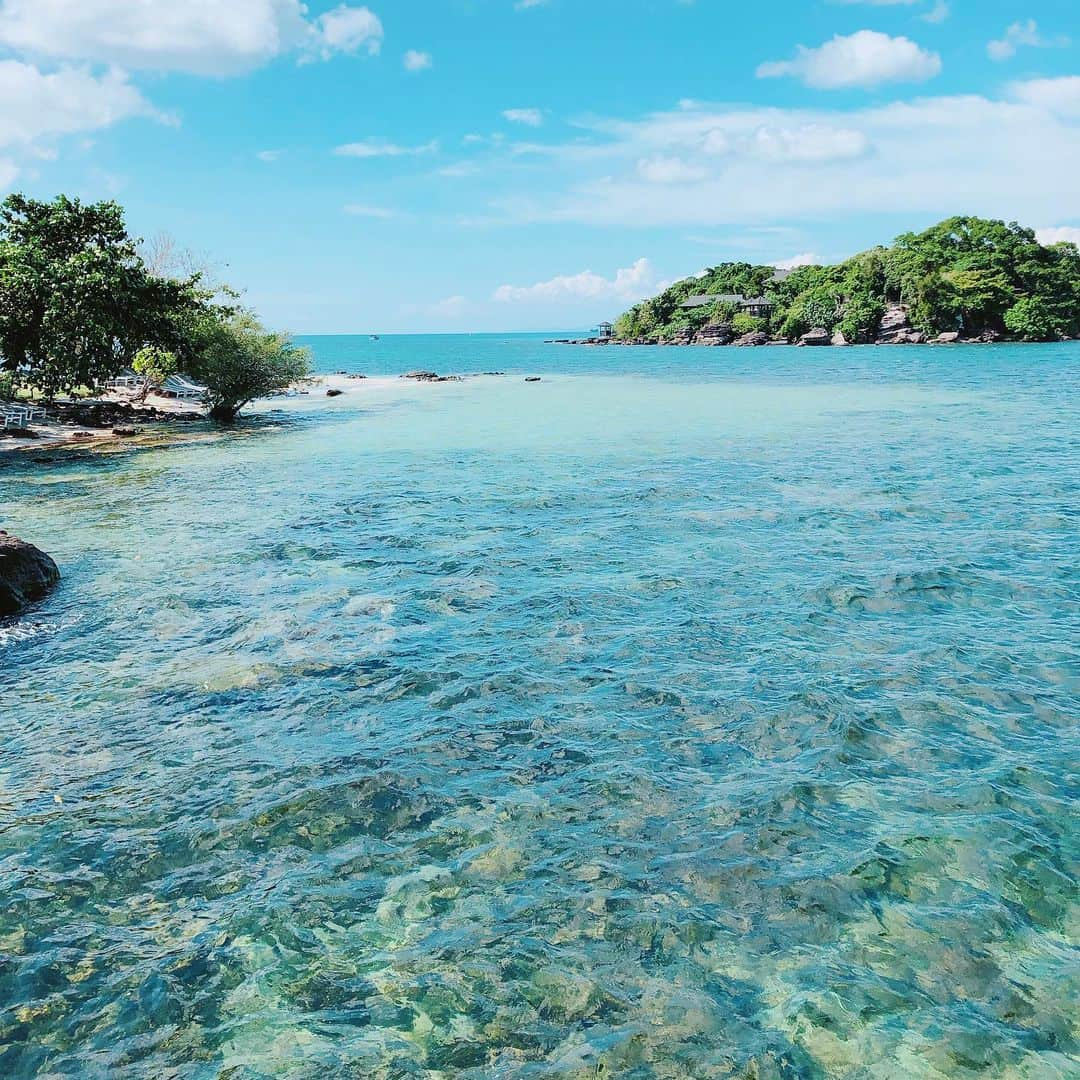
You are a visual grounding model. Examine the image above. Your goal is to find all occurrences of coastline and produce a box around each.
[1,374,461,455]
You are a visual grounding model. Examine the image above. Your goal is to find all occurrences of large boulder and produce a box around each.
[0,533,60,616]
[733,330,769,347]
[933,331,961,344]
[798,328,832,347]
[831,330,850,347]
[695,321,733,346]
[877,303,914,344]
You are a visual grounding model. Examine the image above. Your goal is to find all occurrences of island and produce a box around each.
[595,217,1080,347]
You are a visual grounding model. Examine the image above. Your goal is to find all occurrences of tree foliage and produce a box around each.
[0,193,311,420]
[188,311,312,423]
[0,195,204,395]
[614,216,1080,344]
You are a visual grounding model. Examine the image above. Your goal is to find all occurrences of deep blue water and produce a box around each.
[1,338,1078,1077]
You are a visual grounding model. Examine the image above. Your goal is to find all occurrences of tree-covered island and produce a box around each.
[612,217,1080,347]
[0,194,311,424]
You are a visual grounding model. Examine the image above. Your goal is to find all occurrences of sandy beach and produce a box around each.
[0,374,454,453]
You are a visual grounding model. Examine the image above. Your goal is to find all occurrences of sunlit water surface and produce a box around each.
[1,338,1078,1078]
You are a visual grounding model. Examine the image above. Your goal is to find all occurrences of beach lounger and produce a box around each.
[162,374,208,400]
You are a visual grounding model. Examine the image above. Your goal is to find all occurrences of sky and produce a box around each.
[1,0,1079,333]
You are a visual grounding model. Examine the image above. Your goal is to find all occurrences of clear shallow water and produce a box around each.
[1,339,1078,1078]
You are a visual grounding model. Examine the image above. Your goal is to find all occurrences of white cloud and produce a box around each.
[494,257,655,304]
[637,155,708,183]
[749,124,869,163]
[343,203,396,218]
[774,252,820,269]
[1036,226,1080,247]
[334,139,438,158]
[0,0,383,75]
[503,108,543,127]
[0,158,18,190]
[1008,76,1080,118]
[757,30,941,90]
[307,5,383,61]
[403,49,432,72]
[475,90,1080,230]
[0,61,160,148]
[256,149,281,162]
[987,20,1068,62]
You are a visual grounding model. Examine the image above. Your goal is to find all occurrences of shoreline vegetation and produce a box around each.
[576,216,1080,348]
[0,193,313,444]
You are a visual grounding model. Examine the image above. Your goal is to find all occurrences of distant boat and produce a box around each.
[370,334,380,341]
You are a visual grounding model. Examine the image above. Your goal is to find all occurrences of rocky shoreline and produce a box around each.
[551,304,1022,348]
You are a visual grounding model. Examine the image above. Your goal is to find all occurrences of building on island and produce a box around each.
[597,321,614,339]
[680,294,775,318]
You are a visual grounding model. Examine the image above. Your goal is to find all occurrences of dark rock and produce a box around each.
[0,532,60,616]
[72,431,96,440]
[877,303,913,344]
[734,330,770,347]
[3,426,38,439]
[798,328,831,347]
[525,376,542,383]
[111,426,142,437]
[326,389,344,398]
[695,321,733,346]
[403,370,439,381]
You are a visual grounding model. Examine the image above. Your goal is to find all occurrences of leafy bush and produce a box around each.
[189,311,311,423]
[730,313,766,335]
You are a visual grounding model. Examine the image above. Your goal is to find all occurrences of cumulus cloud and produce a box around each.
[757,30,941,90]
[1036,226,1080,247]
[748,124,869,163]
[0,0,383,75]
[494,258,655,304]
[1008,76,1080,117]
[0,60,160,148]
[987,20,1068,62]
[503,108,543,127]
[774,252,820,270]
[306,4,383,61]
[475,89,1080,230]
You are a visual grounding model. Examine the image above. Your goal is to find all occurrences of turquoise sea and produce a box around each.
[1,336,1078,1078]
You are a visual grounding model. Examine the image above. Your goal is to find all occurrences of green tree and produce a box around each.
[189,311,311,423]
[132,345,179,402]
[1003,297,1069,341]
[0,194,203,396]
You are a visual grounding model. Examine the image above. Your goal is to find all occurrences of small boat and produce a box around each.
[370,334,380,341]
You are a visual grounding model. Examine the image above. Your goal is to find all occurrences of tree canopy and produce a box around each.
[0,193,310,418]
[614,216,1080,344]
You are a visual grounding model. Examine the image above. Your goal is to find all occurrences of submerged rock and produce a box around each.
[525,376,542,383]
[326,389,344,398]
[0,532,60,616]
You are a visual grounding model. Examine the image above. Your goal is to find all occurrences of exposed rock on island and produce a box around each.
[0,532,60,616]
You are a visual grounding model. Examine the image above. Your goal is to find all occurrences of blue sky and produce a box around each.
[2,0,1079,332]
